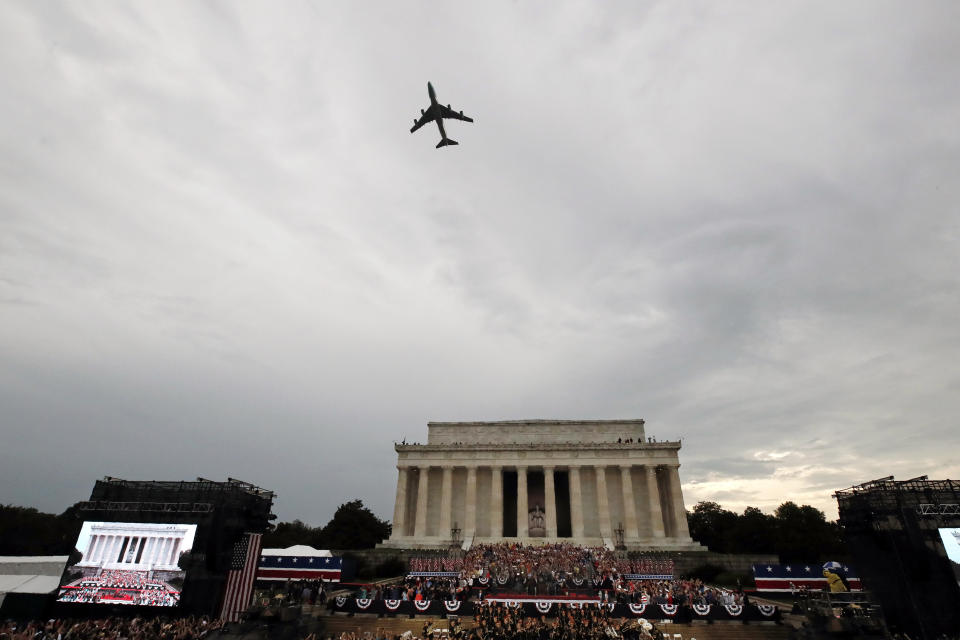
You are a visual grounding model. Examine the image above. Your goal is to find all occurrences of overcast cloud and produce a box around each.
[2,1,959,525]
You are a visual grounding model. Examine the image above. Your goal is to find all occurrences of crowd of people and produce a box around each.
[325,604,666,640]
[0,617,223,640]
[56,586,179,606]
[407,544,679,599]
[470,602,663,640]
[374,576,472,602]
[57,569,179,605]
[389,544,744,608]
[254,579,329,607]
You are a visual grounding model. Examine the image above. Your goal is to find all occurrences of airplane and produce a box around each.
[410,82,474,148]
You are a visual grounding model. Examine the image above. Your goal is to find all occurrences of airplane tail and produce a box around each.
[436,138,459,148]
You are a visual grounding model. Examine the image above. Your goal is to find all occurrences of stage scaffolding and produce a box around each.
[63,477,276,617]
[834,476,960,639]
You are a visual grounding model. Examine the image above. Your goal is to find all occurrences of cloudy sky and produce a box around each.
[2,1,958,527]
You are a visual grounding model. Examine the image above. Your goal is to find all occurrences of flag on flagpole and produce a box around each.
[219,532,262,622]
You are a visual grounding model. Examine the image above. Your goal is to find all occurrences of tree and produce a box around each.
[685,500,846,561]
[687,501,738,552]
[262,519,323,549]
[318,500,391,550]
[731,506,778,553]
[0,504,82,555]
[262,500,391,551]
[774,501,845,562]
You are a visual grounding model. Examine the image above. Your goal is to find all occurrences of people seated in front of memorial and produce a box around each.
[409,554,466,573]
[470,600,662,640]
[406,544,680,600]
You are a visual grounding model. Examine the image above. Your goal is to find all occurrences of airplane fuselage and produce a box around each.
[426,82,448,141]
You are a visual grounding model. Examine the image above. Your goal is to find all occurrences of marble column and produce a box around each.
[439,466,454,539]
[667,465,691,538]
[87,535,99,562]
[150,537,162,564]
[171,539,182,565]
[646,465,665,538]
[465,466,478,536]
[142,538,152,565]
[490,466,503,538]
[569,466,585,539]
[544,466,557,538]
[392,467,409,538]
[595,465,612,538]
[621,466,639,538]
[414,467,430,538]
[106,536,117,564]
[517,466,529,537]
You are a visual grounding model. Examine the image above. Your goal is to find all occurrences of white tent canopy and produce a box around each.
[260,545,332,557]
[0,557,68,608]
[0,574,62,595]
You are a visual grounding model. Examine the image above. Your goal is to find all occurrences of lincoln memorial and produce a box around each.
[382,419,703,550]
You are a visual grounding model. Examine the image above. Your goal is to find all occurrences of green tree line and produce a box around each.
[2,499,843,562]
[0,504,84,555]
[261,499,391,550]
[687,500,847,562]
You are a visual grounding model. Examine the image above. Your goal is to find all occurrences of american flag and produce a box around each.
[219,533,262,622]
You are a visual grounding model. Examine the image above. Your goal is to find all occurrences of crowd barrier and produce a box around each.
[329,597,781,622]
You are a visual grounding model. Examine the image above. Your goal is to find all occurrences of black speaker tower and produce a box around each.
[55,476,275,618]
[835,476,960,639]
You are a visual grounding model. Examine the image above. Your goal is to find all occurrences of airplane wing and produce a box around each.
[439,104,474,123]
[410,109,436,133]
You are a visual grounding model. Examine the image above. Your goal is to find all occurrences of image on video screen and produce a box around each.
[939,528,960,589]
[57,521,197,606]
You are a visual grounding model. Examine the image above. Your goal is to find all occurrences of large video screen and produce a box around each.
[939,528,960,589]
[57,521,197,606]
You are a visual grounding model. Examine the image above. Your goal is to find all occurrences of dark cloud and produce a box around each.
[1,2,958,524]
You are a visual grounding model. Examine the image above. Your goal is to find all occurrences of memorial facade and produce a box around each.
[382,420,703,550]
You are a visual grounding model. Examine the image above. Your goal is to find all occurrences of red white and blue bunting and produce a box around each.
[535,601,553,614]
[329,598,779,622]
